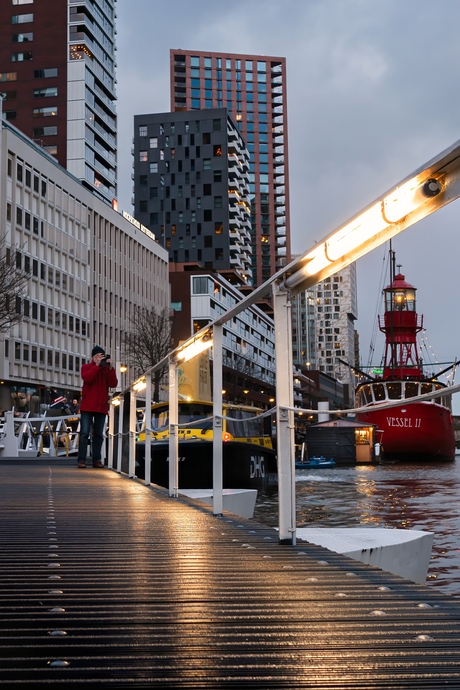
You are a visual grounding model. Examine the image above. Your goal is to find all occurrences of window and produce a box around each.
[139,150,147,162]
[203,183,212,196]
[149,137,158,148]
[150,212,158,224]
[214,222,223,234]
[213,170,222,183]
[204,235,212,248]
[33,106,57,117]
[149,186,157,198]
[12,14,33,23]
[11,51,33,61]
[12,32,33,42]
[0,72,17,81]
[215,248,224,260]
[202,132,211,145]
[33,86,57,97]
[213,145,222,156]
[203,210,212,222]
[4,110,16,120]
[139,174,147,187]
[12,0,34,5]
[149,162,158,173]
[34,68,57,79]
[212,119,221,132]
[33,126,57,136]
[139,125,147,137]
[193,276,210,294]
[139,200,147,213]
[203,158,211,170]
[214,196,223,208]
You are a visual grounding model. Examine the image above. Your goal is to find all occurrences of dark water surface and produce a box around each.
[253,453,460,597]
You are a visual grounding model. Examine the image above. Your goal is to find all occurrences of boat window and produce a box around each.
[421,382,434,396]
[356,385,371,406]
[225,409,263,438]
[386,382,401,400]
[151,403,212,430]
[404,382,419,398]
[372,383,386,402]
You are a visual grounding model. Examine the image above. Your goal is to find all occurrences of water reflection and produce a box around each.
[253,456,460,597]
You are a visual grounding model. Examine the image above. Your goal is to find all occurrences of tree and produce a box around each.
[0,235,29,333]
[123,306,173,401]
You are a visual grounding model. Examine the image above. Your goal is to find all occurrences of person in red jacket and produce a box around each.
[77,345,118,468]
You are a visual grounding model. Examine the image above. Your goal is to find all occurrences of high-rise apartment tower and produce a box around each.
[0,0,117,203]
[170,49,290,286]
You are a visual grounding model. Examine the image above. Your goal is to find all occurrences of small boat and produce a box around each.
[296,456,336,469]
[355,253,456,460]
[135,399,278,490]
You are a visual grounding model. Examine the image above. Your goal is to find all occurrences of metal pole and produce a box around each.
[116,397,124,473]
[144,373,152,486]
[107,402,115,469]
[128,388,136,478]
[168,358,179,497]
[212,324,223,516]
[273,281,296,545]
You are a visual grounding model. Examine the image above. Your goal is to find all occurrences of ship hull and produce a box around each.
[135,440,278,490]
[356,401,455,460]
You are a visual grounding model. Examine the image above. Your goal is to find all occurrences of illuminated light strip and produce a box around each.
[176,336,213,362]
[286,176,443,286]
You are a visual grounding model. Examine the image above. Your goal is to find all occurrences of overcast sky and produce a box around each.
[115,0,460,412]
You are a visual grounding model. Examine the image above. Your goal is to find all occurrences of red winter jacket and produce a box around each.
[80,361,118,414]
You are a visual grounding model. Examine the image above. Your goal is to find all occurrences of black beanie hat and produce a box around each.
[91,345,105,357]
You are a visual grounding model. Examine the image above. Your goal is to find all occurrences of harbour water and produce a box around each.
[254,453,460,597]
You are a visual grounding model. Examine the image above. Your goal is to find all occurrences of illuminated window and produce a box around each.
[213,145,222,156]
[32,106,57,117]
[214,222,223,234]
[139,150,147,162]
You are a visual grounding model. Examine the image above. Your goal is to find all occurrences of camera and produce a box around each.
[100,354,111,367]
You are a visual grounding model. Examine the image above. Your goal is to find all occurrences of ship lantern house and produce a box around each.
[380,273,423,380]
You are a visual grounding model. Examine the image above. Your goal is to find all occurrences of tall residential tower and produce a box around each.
[170,49,290,286]
[0,0,117,203]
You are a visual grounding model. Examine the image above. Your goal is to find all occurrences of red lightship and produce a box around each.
[355,260,455,460]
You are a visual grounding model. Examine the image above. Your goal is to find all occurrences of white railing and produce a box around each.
[0,411,81,458]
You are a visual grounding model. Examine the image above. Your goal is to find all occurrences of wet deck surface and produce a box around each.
[1,458,460,687]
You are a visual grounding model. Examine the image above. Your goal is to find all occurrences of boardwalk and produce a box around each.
[1,458,460,687]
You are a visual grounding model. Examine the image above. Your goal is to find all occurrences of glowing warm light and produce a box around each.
[120,364,128,373]
[133,379,146,392]
[288,175,443,285]
[111,398,121,406]
[176,336,213,362]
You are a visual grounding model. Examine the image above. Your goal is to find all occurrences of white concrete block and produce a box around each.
[297,527,433,584]
[180,489,257,518]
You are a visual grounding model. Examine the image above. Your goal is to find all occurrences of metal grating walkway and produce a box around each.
[1,458,460,687]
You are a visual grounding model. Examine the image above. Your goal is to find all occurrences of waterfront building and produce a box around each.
[0,0,117,203]
[0,119,168,414]
[314,263,358,404]
[170,49,290,286]
[169,264,276,407]
[133,109,252,283]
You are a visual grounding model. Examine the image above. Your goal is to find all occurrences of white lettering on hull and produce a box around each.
[386,417,422,428]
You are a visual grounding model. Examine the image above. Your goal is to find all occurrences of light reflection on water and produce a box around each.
[254,455,460,597]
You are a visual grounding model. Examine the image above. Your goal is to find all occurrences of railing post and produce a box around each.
[116,397,124,473]
[144,373,152,486]
[273,280,296,545]
[2,411,18,457]
[168,358,179,497]
[128,388,136,478]
[107,401,115,469]
[212,323,223,516]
